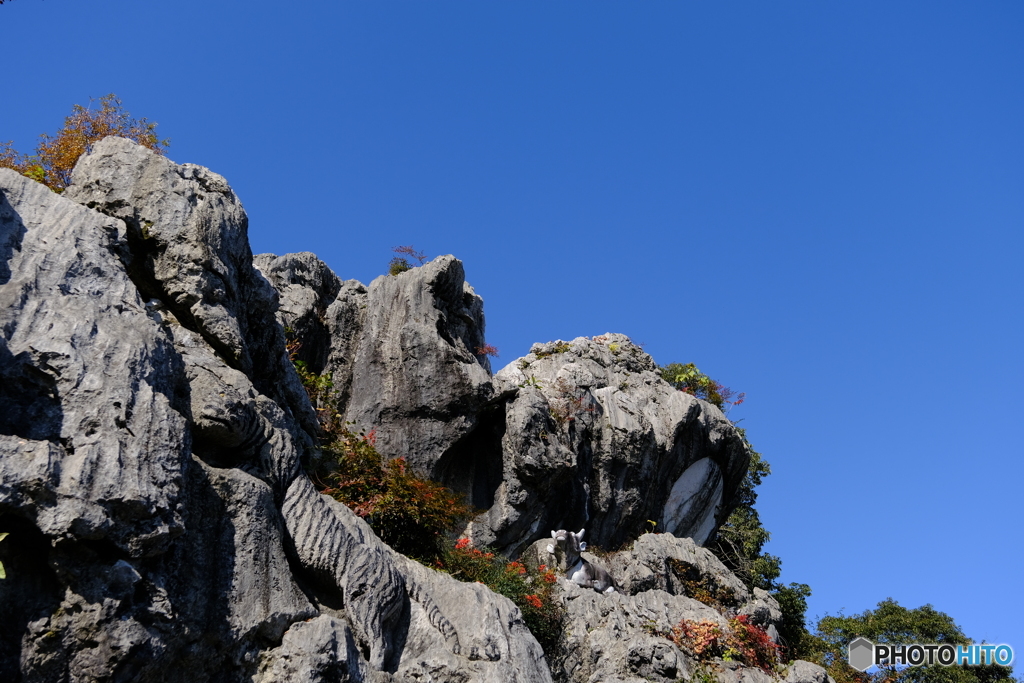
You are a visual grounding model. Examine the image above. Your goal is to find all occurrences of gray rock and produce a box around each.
[527,532,785,683]
[257,250,495,479]
[784,660,836,683]
[0,144,551,682]
[717,660,779,683]
[257,268,747,559]
[608,533,750,605]
[253,251,342,377]
[0,165,316,680]
[255,615,365,683]
[739,588,784,639]
[468,334,750,555]
[0,166,188,558]
[64,137,319,440]
[344,257,494,476]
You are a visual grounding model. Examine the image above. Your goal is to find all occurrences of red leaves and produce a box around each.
[657,615,779,674]
[475,343,500,358]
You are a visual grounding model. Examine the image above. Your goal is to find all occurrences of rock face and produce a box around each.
[1,137,821,683]
[259,256,750,557]
[255,251,495,477]
[469,335,751,556]
[523,532,829,683]
[0,140,550,682]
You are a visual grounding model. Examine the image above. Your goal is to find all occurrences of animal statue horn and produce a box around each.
[546,529,620,594]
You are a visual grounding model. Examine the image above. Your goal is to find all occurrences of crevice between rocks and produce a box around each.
[434,402,507,511]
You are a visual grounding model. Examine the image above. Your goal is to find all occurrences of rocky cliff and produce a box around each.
[0,138,830,683]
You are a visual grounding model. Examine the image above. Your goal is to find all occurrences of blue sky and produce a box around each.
[5,0,1022,657]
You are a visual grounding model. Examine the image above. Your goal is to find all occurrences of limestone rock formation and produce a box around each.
[523,532,829,683]
[1,136,821,683]
[468,334,751,556]
[260,255,750,557]
[0,139,550,682]
[255,251,495,477]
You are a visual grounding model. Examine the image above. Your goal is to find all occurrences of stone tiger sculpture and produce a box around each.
[185,341,462,670]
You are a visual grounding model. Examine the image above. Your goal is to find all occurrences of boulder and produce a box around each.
[465,335,750,556]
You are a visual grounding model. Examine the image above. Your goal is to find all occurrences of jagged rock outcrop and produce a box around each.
[260,257,750,557]
[2,137,823,683]
[255,251,495,477]
[524,532,829,683]
[0,139,550,682]
[466,334,751,556]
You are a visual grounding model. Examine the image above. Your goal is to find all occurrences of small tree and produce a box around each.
[660,362,745,411]
[388,245,427,275]
[0,94,168,192]
[807,599,1016,683]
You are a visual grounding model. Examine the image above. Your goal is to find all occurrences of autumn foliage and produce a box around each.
[1,94,168,192]
[655,615,780,674]
[288,331,472,560]
[438,538,564,657]
[315,427,473,560]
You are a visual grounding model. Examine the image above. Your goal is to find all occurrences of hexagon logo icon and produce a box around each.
[849,637,875,672]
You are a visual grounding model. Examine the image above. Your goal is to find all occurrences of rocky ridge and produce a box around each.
[0,138,831,683]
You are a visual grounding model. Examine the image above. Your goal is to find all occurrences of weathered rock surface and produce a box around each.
[525,532,829,683]
[261,258,750,557]
[466,334,751,556]
[0,140,550,682]
[2,138,820,683]
[255,251,495,477]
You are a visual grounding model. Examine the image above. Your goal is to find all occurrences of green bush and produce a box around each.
[805,599,1017,683]
[388,257,411,275]
[659,362,744,411]
[388,245,426,275]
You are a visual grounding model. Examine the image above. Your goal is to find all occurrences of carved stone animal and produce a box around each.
[547,529,620,594]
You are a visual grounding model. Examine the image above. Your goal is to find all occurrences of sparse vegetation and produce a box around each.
[1,94,168,192]
[315,427,473,560]
[534,341,571,358]
[475,343,500,358]
[667,558,740,610]
[438,538,564,659]
[660,362,745,412]
[388,244,427,275]
[649,614,780,674]
[548,376,596,429]
[288,330,472,561]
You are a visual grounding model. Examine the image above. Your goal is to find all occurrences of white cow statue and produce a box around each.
[546,529,620,594]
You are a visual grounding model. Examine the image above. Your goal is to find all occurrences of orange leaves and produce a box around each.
[1,94,168,192]
[439,537,565,655]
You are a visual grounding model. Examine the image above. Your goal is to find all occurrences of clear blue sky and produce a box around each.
[5,0,1022,657]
